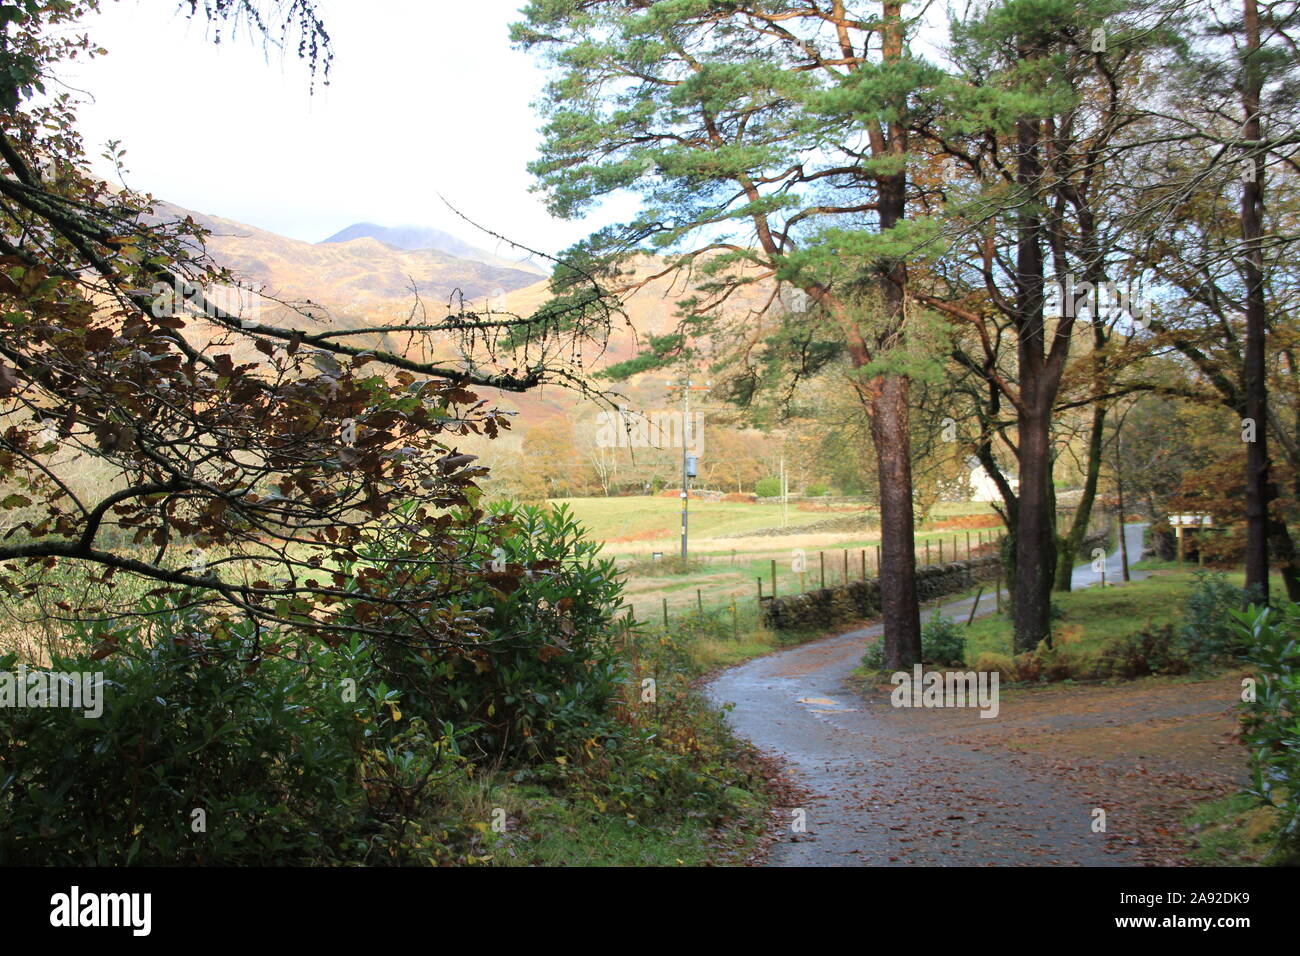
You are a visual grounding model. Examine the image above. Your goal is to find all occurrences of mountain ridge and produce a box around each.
[156,204,544,309]
[321,221,546,276]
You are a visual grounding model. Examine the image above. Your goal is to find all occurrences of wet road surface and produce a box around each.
[706,524,1157,865]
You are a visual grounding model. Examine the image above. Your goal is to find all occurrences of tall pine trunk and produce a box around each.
[871,373,922,667]
[870,0,921,666]
[1012,113,1057,652]
[1015,405,1057,651]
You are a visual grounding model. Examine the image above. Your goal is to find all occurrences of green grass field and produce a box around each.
[552,495,1004,623]
[555,496,998,544]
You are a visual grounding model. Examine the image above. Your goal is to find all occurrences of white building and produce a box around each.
[968,460,1018,502]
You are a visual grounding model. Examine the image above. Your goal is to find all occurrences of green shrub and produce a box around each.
[1236,600,1300,863]
[344,501,629,763]
[861,637,885,671]
[755,477,782,498]
[922,611,965,666]
[859,616,964,671]
[805,483,829,497]
[1031,641,1099,682]
[0,597,461,865]
[0,499,756,865]
[1179,571,1251,666]
[1098,624,1190,679]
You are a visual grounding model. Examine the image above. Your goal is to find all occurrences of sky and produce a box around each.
[59,0,637,256]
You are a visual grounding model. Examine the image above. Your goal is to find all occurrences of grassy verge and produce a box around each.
[951,565,1285,674]
[961,571,1197,663]
[1184,793,1293,866]
[445,713,770,866]
[461,607,816,866]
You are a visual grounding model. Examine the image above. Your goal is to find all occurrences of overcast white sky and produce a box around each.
[59,0,636,255]
[58,1,950,257]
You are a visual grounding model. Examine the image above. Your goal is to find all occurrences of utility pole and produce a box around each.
[780,452,787,527]
[666,378,710,559]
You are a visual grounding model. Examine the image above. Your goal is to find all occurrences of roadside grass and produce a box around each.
[491,785,758,865]
[960,571,1199,663]
[636,598,829,675]
[473,606,794,866]
[448,751,767,867]
[1184,792,1291,866]
[852,564,1288,683]
[959,566,1286,668]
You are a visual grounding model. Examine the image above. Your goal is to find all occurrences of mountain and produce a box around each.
[152,202,775,439]
[153,204,543,311]
[321,222,546,276]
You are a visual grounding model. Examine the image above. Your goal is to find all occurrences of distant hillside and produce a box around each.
[154,204,542,310]
[151,202,776,440]
[321,222,546,276]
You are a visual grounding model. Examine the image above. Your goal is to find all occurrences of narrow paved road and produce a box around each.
[707,524,1153,866]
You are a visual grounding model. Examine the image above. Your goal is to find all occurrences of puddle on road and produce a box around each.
[798,696,859,714]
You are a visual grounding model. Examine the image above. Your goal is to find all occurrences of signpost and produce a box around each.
[666,378,710,560]
[1169,513,1213,568]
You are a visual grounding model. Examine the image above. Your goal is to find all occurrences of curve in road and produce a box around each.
[707,523,1151,866]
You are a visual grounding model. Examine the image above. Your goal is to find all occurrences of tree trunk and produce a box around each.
[1015,406,1056,651]
[1054,404,1106,591]
[1011,113,1056,652]
[871,374,922,668]
[867,0,921,668]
